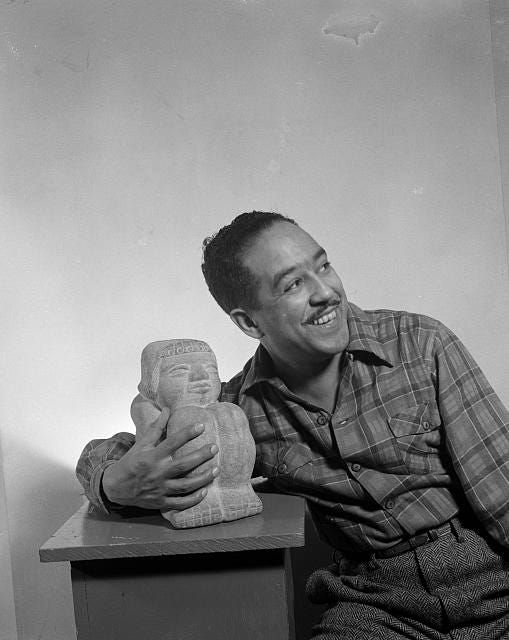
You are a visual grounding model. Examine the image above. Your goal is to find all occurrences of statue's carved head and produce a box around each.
[138,339,221,410]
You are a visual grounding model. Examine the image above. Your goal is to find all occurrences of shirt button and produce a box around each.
[317,415,327,426]
[277,463,287,474]
[422,421,431,431]
[351,463,361,473]
[339,419,347,426]
[385,499,395,510]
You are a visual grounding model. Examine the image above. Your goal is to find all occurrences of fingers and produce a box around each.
[142,463,218,511]
[158,422,209,457]
[168,443,218,478]
[160,486,210,512]
[158,464,219,511]
[166,465,219,495]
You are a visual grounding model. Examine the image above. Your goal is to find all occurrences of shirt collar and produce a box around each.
[346,302,393,366]
[239,301,393,396]
[239,344,280,397]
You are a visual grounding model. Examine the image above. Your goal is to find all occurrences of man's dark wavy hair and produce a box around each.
[201,211,297,314]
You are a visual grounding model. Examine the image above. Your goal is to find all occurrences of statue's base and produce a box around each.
[161,484,263,529]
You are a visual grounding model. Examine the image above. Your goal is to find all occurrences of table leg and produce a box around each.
[71,548,294,640]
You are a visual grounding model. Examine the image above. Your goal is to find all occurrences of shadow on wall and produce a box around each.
[7,438,82,640]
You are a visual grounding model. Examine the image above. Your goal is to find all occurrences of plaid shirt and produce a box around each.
[76,303,509,552]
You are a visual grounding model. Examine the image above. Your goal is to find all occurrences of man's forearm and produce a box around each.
[75,432,136,512]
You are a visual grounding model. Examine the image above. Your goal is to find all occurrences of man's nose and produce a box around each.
[189,364,209,382]
[309,275,335,306]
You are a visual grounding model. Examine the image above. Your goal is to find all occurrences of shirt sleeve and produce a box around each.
[75,432,135,513]
[433,322,509,549]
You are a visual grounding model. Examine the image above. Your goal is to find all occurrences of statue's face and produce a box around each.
[156,350,221,409]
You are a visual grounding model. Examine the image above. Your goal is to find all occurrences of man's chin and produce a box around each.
[307,326,349,355]
[305,339,348,361]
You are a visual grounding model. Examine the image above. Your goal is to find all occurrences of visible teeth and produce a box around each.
[312,310,337,325]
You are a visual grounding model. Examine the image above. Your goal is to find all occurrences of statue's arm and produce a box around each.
[130,393,163,439]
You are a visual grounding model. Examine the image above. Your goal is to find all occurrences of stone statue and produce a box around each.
[131,339,262,528]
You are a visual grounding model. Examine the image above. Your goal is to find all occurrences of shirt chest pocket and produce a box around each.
[387,403,446,474]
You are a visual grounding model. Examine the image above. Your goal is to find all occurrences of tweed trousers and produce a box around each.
[306,520,509,639]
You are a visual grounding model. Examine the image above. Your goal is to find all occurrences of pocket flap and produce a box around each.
[388,403,437,437]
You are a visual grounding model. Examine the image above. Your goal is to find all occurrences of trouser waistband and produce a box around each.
[374,518,464,558]
[332,517,476,562]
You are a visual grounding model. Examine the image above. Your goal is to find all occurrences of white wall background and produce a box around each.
[1,1,508,638]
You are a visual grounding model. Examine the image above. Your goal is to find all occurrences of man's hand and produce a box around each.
[102,408,219,511]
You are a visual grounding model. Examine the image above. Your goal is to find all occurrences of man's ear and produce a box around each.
[229,308,264,339]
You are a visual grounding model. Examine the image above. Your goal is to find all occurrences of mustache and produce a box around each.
[306,298,342,323]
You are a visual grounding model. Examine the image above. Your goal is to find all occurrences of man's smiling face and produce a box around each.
[238,221,349,370]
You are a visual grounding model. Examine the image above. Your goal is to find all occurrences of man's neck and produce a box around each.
[272,351,345,413]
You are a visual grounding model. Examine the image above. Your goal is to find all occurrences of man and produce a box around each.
[77,211,509,639]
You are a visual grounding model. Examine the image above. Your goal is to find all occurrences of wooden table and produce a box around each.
[40,493,306,640]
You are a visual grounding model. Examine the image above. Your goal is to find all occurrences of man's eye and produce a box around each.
[285,279,302,292]
[319,261,331,272]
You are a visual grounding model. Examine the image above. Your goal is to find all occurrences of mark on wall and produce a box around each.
[136,225,155,247]
[279,115,291,150]
[322,14,380,45]
[61,49,90,72]
[4,33,21,60]
[265,115,292,181]
[266,158,281,177]
[155,91,186,121]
